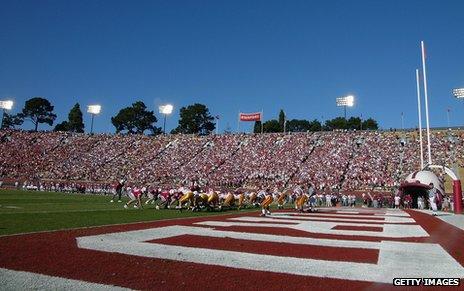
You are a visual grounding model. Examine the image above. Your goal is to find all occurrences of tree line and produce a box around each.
[1,97,216,135]
[253,109,378,133]
[1,97,378,135]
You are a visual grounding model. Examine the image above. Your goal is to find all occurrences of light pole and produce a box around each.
[159,104,173,134]
[215,115,220,134]
[446,108,451,129]
[321,115,324,131]
[401,112,404,131]
[336,95,355,119]
[87,105,101,134]
[360,113,363,130]
[0,100,14,129]
[453,88,464,128]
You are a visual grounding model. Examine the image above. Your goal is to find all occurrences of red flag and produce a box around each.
[239,112,262,122]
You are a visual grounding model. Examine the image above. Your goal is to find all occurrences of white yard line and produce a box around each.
[0,268,131,291]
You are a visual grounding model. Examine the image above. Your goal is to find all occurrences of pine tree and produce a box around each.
[67,103,84,133]
[278,109,285,132]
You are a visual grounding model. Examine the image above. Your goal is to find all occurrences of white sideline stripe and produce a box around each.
[195,220,429,238]
[316,209,411,217]
[77,225,464,284]
[0,268,130,291]
[376,210,411,217]
[276,212,410,219]
[318,208,386,214]
[261,214,415,224]
[274,212,388,219]
[0,208,130,215]
[228,217,392,227]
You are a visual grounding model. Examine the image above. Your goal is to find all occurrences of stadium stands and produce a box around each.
[0,129,463,192]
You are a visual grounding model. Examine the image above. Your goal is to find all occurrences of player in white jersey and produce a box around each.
[394,195,401,209]
[124,186,142,209]
[428,183,438,216]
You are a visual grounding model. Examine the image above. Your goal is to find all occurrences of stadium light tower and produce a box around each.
[453,88,464,99]
[0,100,14,129]
[87,105,101,134]
[336,95,355,119]
[159,104,173,134]
[453,88,464,128]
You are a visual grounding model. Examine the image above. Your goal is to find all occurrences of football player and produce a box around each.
[260,188,273,216]
[110,178,125,203]
[222,191,235,208]
[124,186,142,209]
[178,187,194,209]
[145,185,159,205]
[428,182,439,216]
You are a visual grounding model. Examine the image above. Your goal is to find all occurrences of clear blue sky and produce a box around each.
[1,0,463,133]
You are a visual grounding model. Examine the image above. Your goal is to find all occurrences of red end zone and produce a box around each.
[0,209,463,290]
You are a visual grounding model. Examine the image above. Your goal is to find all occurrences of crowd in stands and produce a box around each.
[1,128,463,193]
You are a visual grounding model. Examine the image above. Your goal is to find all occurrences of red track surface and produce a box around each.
[0,209,463,290]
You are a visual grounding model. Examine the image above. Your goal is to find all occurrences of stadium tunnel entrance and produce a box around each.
[400,166,462,214]
[400,183,434,209]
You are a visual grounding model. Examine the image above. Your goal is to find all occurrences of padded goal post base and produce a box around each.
[453,180,463,214]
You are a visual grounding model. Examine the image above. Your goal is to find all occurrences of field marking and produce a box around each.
[250,214,415,224]
[77,225,464,284]
[196,218,429,238]
[0,208,134,215]
[79,225,382,249]
[336,211,360,214]
[0,205,23,209]
[0,209,258,238]
[276,211,410,219]
[316,208,411,217]
[0,268,130,291]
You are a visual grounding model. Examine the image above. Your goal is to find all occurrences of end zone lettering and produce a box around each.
[393,278,421,286]
[422,278,460,286]
[393,278,460,286]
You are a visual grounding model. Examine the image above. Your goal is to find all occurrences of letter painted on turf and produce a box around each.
[77,225,464,284]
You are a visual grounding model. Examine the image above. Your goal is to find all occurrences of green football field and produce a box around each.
[0,190,255,236]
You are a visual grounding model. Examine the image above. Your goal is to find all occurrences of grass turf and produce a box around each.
[0,190,256,236]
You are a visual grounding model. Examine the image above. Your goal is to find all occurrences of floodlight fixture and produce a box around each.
[453,88,464,129]
[0,100,14,129]
[453,88,464,99]
[345,95,355,107]
[336,95,355,118]
[87,104,101,134]
[159,104,174,134]
[0,100,14,110]
[159,104,173,115]
[87,105,102,115]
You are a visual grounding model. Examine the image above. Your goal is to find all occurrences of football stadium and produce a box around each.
[1,1,464,290]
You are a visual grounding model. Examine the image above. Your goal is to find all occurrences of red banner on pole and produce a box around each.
[239,112,262,122]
